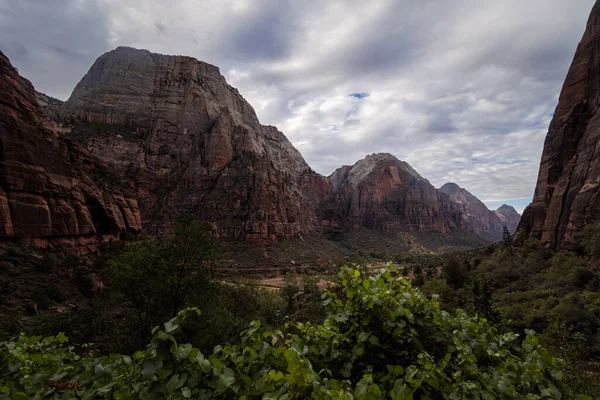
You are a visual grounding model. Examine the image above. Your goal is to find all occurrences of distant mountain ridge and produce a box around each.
[1,46,514,251]
[326,153,465,234]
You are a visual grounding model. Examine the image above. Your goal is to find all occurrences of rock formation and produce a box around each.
[327,154,465,234]
[60,46,327,242]
[59,48,477,243]
[519,1,600,249]
[6,46,509,249]
[439,183,507,241]
[494,204,521,234]
[0,50,141,248]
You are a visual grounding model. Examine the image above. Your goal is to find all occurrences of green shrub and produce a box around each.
[578,222,600,258]
[442,257,469,289]
[103,215,218,346]
[0,265,566,399]
[38,253,59,272]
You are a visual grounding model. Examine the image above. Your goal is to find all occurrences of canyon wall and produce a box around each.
[0,51,141,249]
[518,1,600,249]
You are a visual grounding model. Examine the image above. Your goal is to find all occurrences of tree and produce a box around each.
[472,279,499,322]
[104,216,218,345]
[503,226,514,255]
[442,256,469,289]
[1,265,567,399]
[281,274,300,315]
[578,222,600,259]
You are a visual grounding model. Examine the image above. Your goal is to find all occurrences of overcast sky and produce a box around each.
[0,0,595,213]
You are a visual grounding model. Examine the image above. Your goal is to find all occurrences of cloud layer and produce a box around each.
[1,0,595,213]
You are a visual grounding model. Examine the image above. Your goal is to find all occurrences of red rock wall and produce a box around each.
[519,1,600,249]
[62,47,325,243]
[0,50,141,247]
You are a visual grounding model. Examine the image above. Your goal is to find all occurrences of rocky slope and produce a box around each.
[494,204,521,234]
[327,154,465,234]
[519,0,600,249]
[439,183,506,241]
[0,50,141,249]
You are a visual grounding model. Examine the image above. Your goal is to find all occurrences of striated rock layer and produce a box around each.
[0,50,141,249]
[61,48,475,243]
[438,183,520,240]
[326,154,466,234]
[61,47,329,242]
[519,1,600,249]
[26,47,505,247]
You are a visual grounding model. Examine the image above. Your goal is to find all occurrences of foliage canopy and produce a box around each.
[1,265,565,399]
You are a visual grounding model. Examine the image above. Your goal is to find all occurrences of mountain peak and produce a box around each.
[339,153,423,187]
[496,204,518,214]
[495,204,521,233]
[364,152,399,162]
[439,182,462,194]
[438,182,507,240]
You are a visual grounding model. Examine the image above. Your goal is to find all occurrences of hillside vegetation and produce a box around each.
[1,221,600,397]
[405,225,600,396]
[1,265,566,399]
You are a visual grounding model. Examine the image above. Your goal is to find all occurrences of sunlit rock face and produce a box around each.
[519,1,600,249]
[0,50,141,249]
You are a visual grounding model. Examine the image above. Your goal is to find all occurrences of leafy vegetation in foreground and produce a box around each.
[1,265,567,399]
[405,224,600,397]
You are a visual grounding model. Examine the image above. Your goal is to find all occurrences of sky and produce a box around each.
[0,0,596,214]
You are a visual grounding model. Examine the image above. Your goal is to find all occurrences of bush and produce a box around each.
[442,257,469,289]
[103,215,218,346]
[38,253,59,272]
[578,222,600,258]
[0,265,566,399]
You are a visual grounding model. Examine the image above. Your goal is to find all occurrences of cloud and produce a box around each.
[0,0,111,99]
[0,0,596,211]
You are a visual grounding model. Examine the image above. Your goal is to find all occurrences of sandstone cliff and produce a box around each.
[0,50,141,248]
[61,47,327,242]
[519,1,600,249]
[494,204,521,234]
[26,46,502,249]
[327,154,465,234]
[439,183,506,241]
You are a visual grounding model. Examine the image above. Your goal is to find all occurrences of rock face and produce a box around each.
[326,154,465,234]
[438,183,515,240]
[61,47,326,242]
[494,205,521,234]
[17,46,505,248]
[519,1,600,249]
[0,50,141,247]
